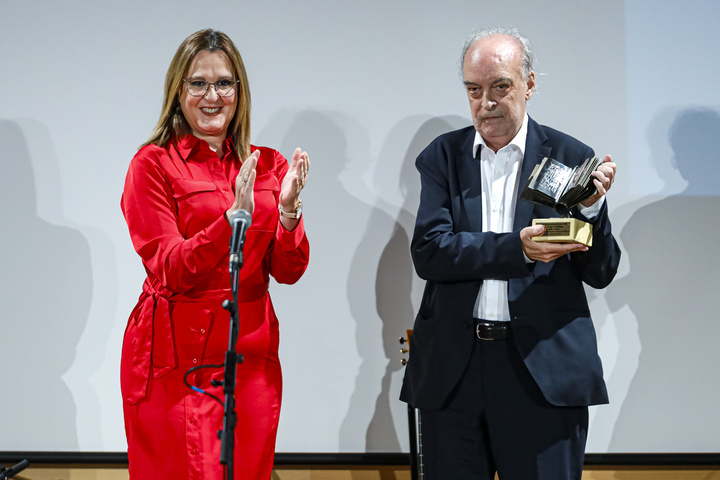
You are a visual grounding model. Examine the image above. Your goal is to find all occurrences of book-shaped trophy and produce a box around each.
[519,156,603,247]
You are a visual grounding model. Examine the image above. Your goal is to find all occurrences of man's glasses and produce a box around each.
[183,78,239,97]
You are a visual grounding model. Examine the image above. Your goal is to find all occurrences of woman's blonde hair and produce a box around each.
[143,29,251,159]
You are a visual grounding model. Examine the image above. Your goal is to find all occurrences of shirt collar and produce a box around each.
[174,134,236,162]
[472,113,529,158]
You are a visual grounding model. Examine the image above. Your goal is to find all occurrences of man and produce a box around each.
[400,27,621,480]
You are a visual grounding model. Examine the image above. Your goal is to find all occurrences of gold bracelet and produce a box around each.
[278,200,302,219]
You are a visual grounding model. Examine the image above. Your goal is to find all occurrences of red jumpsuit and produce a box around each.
[120,135,309,479]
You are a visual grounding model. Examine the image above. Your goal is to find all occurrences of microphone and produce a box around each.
[229,209,252,273]
[0,459,29,480]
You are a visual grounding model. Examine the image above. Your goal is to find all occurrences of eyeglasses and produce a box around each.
[183,78,239,97]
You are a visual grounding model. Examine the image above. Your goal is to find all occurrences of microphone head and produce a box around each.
[229,209,252,227]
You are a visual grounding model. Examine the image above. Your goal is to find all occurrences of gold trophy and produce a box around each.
[520,156,602,247]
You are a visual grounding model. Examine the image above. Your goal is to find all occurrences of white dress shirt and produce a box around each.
[472,115,529,322]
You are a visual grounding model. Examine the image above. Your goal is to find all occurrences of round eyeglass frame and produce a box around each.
[182,78,239,97]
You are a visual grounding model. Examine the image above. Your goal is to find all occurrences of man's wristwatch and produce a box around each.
[278,200,302,219]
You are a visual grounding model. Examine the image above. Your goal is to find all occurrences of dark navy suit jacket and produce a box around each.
[400,117,621,409]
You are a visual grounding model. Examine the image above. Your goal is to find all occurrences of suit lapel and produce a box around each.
[509,118,555,302]
[456,129,483,231]
[513,117,552,231]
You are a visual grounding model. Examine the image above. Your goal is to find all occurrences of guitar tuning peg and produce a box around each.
[401,358,408,366]
[400,348,409,354]
[399,336,407,344]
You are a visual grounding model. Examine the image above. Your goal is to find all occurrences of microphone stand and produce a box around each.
[0,460,29,480]
[219,239,245,480]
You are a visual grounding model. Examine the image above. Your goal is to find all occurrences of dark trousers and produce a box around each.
[419,336,588,480]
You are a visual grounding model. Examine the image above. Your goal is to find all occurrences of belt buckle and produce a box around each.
[476,323,495,341]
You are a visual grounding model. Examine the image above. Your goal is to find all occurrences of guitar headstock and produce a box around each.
[399,329,413,365]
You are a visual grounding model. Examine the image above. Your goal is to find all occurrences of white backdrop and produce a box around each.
[1,0,719,454]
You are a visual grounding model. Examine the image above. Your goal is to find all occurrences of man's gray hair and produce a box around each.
[459,26,535,81]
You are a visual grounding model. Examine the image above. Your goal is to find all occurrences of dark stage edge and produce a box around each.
[1,452,720,466]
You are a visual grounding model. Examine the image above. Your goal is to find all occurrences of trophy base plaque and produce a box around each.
[531,218,593,247]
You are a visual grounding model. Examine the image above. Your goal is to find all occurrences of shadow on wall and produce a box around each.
[345,115,469,453]
[255,109,374,451]
[0,119,92,450]
[606,107,720,454]
[255,111,467,454]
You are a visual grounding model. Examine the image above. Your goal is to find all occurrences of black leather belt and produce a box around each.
[475,320,512,340]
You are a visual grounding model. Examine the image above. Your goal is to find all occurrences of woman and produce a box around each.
[120,29,310,479]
